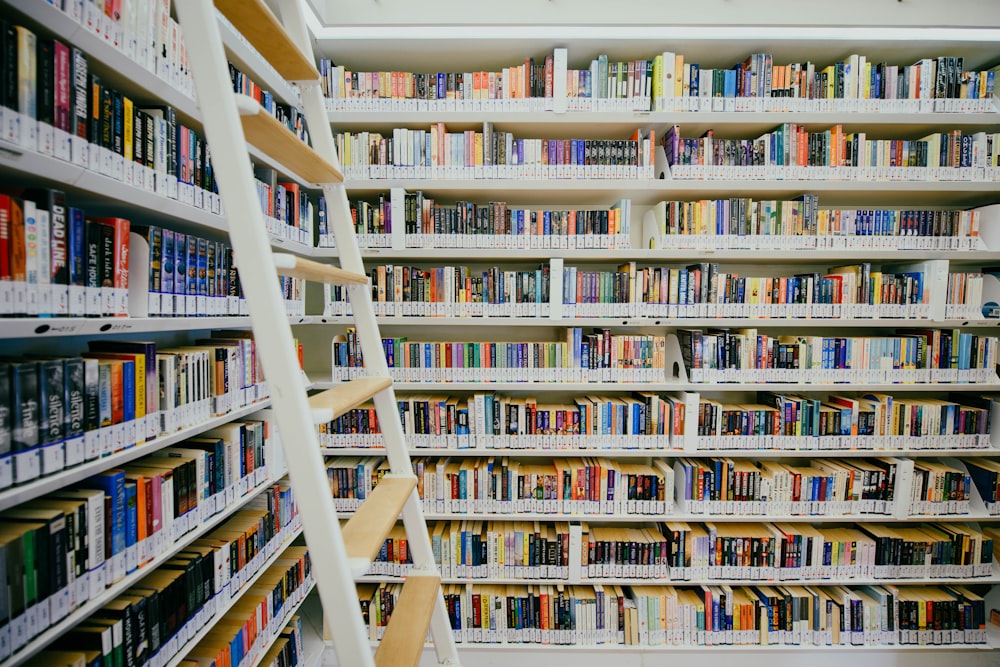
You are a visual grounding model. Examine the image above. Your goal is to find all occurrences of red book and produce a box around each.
[53,41,71,133]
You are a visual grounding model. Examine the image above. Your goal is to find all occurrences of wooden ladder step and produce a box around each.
[374,572,441,667]
[309,377,392,424]
[273,253,367,284]
[213,0,319,81]
[342,475,416,577]
[234,95,342,184]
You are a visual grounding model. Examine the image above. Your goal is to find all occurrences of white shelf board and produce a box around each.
[311,379,1000,393]
[0,315,315,340]
[320,447,1000,459]
[0,474,281,667]
[161,529,308,667]
[0,398,272,512]
[314,248,1000,263]
[309,316,1000,329]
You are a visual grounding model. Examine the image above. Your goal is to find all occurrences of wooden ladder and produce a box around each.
[172,1,462,665]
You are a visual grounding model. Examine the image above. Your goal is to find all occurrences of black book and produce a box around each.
[1,20,17,111]
[35,36,54,126]
[8,360,39,465]
[37,357,65,461]
[112,91,123,156]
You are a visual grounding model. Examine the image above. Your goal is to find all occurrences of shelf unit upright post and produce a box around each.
[171,0,461,666]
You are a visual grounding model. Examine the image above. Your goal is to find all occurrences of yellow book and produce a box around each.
[123,96,133,162]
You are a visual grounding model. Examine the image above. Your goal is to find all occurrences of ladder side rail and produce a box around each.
[173,3,374,667]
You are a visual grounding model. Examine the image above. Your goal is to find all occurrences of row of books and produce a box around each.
[320,54,558,112]
[180,547,312,667]
[650,197,986,251]
[361,582,989,646]
[674,458,973,518]
[662,125,1000,181]
[322,260,984,321]
[335,124,658,181]
[330,455,1000,520]
[316,193,633,251]
[316,391,997,453]
[253,615,308,667]
[364,520,996,583]
[33,517,305,667]
[331,457,673,516]
[0,191,129,317]
[135,223,302,319]
[0,334,268,488]
[331,328,667,383]
[582,522,995,582]
[696,393,993,448]
[321,49,996,113]
[317,392,679,449]
[560,262,977,321]
[0,438,293,663]
[0,20,218,206]
[675,328,999,384]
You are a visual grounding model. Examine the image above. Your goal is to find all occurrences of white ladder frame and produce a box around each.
[173,1,460,665]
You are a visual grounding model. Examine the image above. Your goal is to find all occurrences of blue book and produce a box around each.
[161,228,175,299]
[123,481,137,573]
[173,232,186,298]
[81,469,126,573]
[67,207,86,309]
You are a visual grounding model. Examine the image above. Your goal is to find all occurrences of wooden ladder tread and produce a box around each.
[235,95,342,185]
[214,0,319,81]
[309,377,392,423]
[273,253,367,284]
[342,475,416,564]
[374,572,441,667]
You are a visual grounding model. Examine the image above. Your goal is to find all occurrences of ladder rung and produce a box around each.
[374,572,441,667]
[273,253,367,284]
[309,376,392,424]
[343,475,416,576]
[213,0,320,81]
[235,95,342,184]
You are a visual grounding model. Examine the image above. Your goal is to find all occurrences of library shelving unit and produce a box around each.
[0,1,316,667]
[295,4,1000,667]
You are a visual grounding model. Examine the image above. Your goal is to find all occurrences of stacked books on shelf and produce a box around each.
[335,123,657,180]
[317,191,632,251]
[0,417,291,663]
[695,393,994,451]
[317,392,679,451]
[0,17,218,208]
[331,328,666,383]
[358,581,988,647]
[43,501,303,667]
[326,263,552,318]
[644,197,988,252]
[673,328,999,384]
[321,50,996,114]
[0,334,270,489]
[181,547,312,667]
[660,124,1000,181]
[320,52,563,112]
